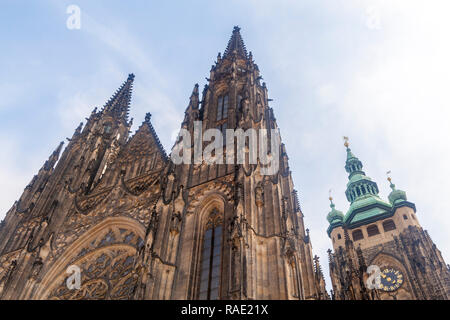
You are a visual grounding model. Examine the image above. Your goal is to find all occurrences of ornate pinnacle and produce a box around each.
[102,74,135,121]
[223,26,248,59]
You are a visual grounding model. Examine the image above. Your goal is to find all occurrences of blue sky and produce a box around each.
[1,0,450,290]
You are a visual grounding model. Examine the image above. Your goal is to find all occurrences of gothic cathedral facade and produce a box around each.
[326,140,450,300]
[0,27,328,300]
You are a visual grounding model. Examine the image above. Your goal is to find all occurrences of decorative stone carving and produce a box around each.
[254,182,264,207]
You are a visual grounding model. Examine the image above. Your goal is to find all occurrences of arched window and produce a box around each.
[352,229,364,241]
[337,234,342,240]
[383,220,396,232]
[367,224,380,237]
[216,95,229,121]
[403,214,408,220]
[199,210,223,300]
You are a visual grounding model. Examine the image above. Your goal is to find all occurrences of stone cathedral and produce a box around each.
[326,139,450,300]
[0,27,329,300]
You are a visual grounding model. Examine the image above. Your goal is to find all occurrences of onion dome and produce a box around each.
[387,177,407,205]
[327,197,344,224]
[327,196,344,237]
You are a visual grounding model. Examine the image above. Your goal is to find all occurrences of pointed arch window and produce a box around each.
[217,95,229,121]
[198,210,223,300]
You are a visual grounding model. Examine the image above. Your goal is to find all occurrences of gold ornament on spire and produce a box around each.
[386,170,392,183]
[343,136,349,148]
[328,189,333,202]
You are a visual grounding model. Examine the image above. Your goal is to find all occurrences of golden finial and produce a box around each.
[328,189,333,202]
[386,170,392,182]
[343,136,349,148]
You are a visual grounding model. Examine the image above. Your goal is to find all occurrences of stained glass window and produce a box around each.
[198,212,222,300]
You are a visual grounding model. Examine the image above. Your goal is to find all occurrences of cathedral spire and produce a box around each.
[141,112,167,160]
[223,26,248,59]
[43,141,64,171]
[189,83,199,108]
[102,73,135,122]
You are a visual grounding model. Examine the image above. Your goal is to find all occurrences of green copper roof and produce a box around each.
[327,143,402,235]
[326,199,344,223]
[388,181,407,205]
[344,194,392,225]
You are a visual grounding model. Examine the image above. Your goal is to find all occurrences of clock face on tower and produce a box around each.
[378,268,404,292]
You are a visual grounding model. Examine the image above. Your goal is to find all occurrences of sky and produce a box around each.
[1,0,450,291]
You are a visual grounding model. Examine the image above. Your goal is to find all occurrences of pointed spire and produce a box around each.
[102,73,135,122]
[135,112,167,161]
[189,83,199,108]
[191,83,199,98]
[223,26,248,59]
[343,226,353,249]
[44,141,64,171]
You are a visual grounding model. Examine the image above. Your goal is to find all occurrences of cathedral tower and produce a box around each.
[326,139,450,300]
[0,27,327,300]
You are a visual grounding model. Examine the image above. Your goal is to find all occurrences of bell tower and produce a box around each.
[327,138,450,300]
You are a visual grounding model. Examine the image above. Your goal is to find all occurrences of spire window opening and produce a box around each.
[216,95,229,121]
[403,214,408,220]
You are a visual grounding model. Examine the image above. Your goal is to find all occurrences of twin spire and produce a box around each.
[100,26,248,124]
[95,27,248,154]
[102,73,135,122]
